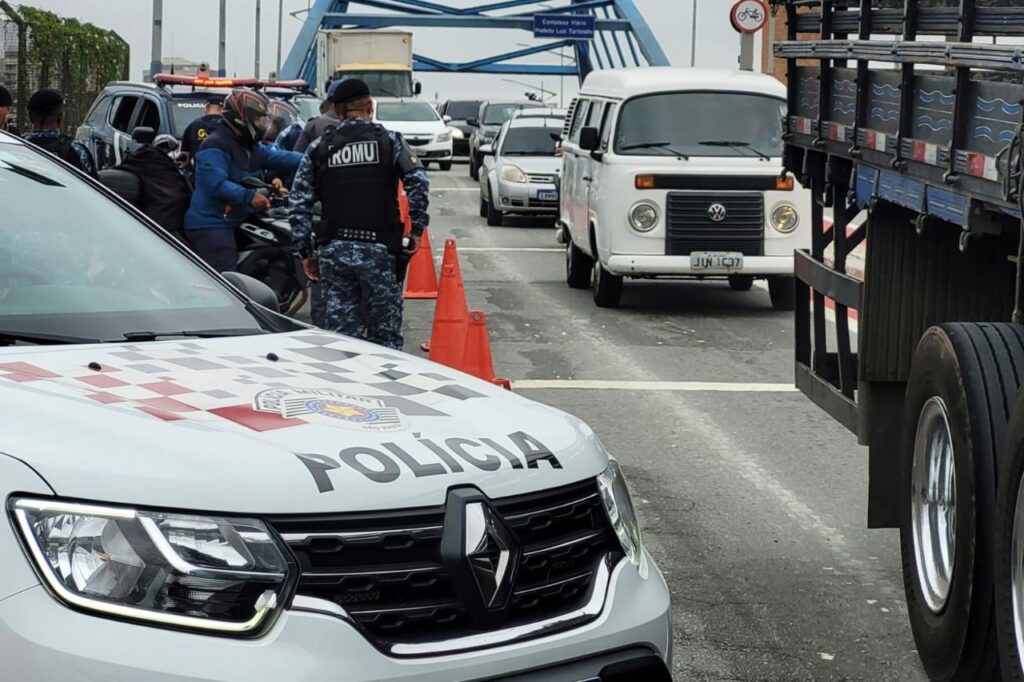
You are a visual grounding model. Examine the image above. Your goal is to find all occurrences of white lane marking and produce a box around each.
[513,380,797,392]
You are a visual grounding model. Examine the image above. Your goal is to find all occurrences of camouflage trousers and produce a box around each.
[318,240,403,350]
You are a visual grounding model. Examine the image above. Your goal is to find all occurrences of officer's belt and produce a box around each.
[317,226,387,246]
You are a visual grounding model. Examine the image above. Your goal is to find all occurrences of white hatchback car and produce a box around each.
[558,67,812,309]
[479,114,564,226]
[374,98,454,170]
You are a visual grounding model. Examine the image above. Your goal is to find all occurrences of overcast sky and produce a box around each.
[13,0,756,101]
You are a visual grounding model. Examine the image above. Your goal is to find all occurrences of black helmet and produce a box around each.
[223,89,271,141]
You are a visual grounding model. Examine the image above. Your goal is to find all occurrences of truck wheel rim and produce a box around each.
[911,396,957,614]
[1012,471,1024,664]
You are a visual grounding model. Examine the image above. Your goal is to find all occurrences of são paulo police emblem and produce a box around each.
[253,389,408,432]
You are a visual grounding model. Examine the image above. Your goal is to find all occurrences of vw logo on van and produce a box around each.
[707,203,728,222]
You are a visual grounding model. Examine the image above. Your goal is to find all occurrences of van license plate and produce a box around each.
[690,252,744,272]
[537,190,558,200]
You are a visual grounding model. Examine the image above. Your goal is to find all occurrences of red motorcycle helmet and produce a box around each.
[223,89,271,141]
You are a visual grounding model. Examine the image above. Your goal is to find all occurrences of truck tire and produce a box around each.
[593,261,623,308]
[566,240,593,289]
[767,276,795,310]
[994,384,1024,680]
[901,323,1024,681]
[486,197,503,227]
[729,275,754,292]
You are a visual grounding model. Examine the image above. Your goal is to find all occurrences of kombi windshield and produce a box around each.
[0,139,268,342]
[614,92,785,159]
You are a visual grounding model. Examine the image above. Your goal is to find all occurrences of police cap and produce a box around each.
[27,89,64,114]
[330,78,370,104]
[0,85,11,108]
[206,94,225,107]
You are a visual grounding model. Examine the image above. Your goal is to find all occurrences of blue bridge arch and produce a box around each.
[282,0,670,86]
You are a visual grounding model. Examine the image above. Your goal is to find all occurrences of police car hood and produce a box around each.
[0,331,607,514]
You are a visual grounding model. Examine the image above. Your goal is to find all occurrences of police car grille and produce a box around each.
[665,192,765,256]
[270,480,621,651]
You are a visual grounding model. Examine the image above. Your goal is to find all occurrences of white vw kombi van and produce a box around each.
[557,67,812,308]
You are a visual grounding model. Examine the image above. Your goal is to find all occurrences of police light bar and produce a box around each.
[264,79,308,90]
[154,74,261,88]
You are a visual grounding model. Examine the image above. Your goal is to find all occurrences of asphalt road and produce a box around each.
[399,166,927,681]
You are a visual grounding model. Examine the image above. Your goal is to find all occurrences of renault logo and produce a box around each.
[708,203,728,222]
[464,502,516,609]
[440,488,521,625]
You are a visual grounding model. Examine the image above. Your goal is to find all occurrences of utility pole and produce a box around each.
[276,0,284,76]
[255,0,262,79]
[150,0,163,81]
[218,0,227,77]
[690,0,697,67]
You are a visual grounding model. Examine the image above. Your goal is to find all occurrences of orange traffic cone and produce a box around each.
[421,239,467,353]
[460,310,510,389]
[425,260,470,367]
[404,228,438,299]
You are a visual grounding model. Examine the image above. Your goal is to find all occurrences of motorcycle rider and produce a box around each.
[24,89,97,177]
[184,89,302,272]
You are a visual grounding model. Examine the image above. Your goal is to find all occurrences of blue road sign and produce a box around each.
[533,14,596,41]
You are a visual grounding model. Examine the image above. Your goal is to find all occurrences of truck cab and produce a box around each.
[316,29,420,99]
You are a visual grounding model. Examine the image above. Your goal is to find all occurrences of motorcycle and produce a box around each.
[236,177,310,316]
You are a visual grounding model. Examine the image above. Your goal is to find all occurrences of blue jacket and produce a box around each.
[184,125,302,231]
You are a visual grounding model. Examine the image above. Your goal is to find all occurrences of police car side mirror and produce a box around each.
[222,272,280,312]
[579,127,600,152]
[132,126,157,145]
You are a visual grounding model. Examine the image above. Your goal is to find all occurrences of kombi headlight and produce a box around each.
[500,164,527,183]
[771,203,800,234]
[436,130,453,143]
[597,460,648,578]
[10,498,290,634]
[629,201,659,232]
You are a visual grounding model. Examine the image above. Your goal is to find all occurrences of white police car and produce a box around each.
[0,131,671,681]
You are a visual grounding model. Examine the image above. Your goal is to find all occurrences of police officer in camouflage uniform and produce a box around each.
[289,78,429,350]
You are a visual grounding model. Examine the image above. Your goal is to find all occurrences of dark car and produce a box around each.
[468,100,542,180]
[76,75,314,170]
[438,99,482,157]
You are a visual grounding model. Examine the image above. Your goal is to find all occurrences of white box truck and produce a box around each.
[316,29,420,99]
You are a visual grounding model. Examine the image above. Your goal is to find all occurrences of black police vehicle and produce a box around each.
[76,74,315,170]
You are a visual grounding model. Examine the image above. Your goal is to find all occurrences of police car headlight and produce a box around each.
[10,498,291,634]
[500,164,528,183]
[597,460,648,578]
[771,203,799,234]
[629,201,659,232]
[437,130,454,143]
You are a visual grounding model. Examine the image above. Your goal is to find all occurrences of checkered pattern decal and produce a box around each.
[0,333,486,432]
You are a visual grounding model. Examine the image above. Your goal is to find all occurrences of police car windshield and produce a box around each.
[0,143,270,342]
[501,127,558,156]
[169,99,212,136]
[615,92,785,158]
[375,102,440,123]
